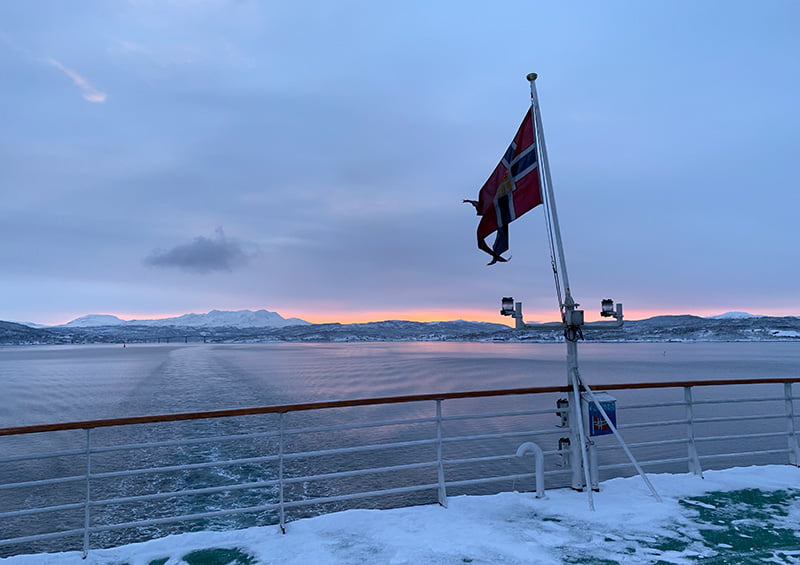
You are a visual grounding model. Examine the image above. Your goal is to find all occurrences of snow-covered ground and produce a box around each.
[5,465,800,565]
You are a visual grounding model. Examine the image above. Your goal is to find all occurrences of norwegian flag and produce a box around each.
[465,108,543,264]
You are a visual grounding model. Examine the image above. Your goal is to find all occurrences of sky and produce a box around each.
[1,1,799,326]
[4,465,800,563]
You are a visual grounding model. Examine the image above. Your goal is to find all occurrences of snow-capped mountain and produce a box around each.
[11,321,49,328]
[64,314,127,327]
[708,312,760,319]
[60,310,309,329]
[130,309,309,328]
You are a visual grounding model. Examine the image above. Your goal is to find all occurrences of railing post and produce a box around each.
[278,412,286,533]
[784,383,800,466]
[435,399,448,507]
[82,428,92,559]
[685,386,702,476]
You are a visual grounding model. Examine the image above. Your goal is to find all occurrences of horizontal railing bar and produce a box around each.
[90,429,282,454]
[282,483,440,508]
[0,501,84,519]
[90,416,438,456]
[695,431,787,442]
[595,378,800,391]
[595,438,689,451]
[698,448,788,460]
[5,377,798,437]
[0,474,85,491]
[444,450,559,467]
[84,443,432,487]
[620,396,787,412]
[445,473,537,489]
[640,457,692,466]
[89,502,281,533]
[282,416,437,438]
[283,461,438,485]
[91,478,281,507]
[7,461,442,517]
[693,414,782,424]
[617,419,688,429]
[89,454,280,480]
[691,396,784,405]
[441,407,560,422]
[599,456,689,471]
[443,429,560,444]
[83,451,560,508]
[0,528,84,547]
[444,454,517,466]
[282,438,438,461]
[0,448,86,464]
[542,468,572,476]
[620,401,687,410]
[0,387,567,436]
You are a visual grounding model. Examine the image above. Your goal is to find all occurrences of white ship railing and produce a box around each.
[1,377,798,558]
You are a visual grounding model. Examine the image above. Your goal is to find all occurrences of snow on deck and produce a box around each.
[4,465,800,565]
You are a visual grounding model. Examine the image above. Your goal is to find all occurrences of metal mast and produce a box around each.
[525,73,660,508]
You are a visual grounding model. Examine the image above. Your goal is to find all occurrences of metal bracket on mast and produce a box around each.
[500,297,624,331]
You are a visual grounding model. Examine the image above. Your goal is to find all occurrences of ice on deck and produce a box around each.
[3,465,800,565]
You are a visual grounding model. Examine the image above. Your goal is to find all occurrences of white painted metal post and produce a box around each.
[435,400,448,507]
[278,413,286,533]
[82,428,91,559]
[566,398,583,490]
[515,442,545,498]
[784,383,800,466]
[570,364,594,510]
[685,386,703,476]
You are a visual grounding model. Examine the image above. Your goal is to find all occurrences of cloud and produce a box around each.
[44,58,107,103]
[144,228,258,274]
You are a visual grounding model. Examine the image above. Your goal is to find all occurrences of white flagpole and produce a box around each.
[527,73,574,315]
[527,73,593,502]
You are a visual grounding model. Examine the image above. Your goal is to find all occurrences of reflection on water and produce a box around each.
[3,341,799,428]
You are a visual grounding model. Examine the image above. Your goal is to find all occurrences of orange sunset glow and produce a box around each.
[255,307,724,326]
[42,306,784,329]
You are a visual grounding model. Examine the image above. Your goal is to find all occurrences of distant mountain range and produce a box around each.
[1,310,799,345]
[60,309,309,329]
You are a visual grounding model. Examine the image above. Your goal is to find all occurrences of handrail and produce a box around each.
[2,377,799,437]
[0,386,568,436]
[2,376,798,558]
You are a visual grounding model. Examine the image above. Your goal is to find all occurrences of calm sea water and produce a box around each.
[2,341,799,428]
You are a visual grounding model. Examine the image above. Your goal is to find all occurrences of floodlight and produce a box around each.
[500,297,515,316]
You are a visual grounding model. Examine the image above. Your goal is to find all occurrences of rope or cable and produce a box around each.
[532,100,565,315]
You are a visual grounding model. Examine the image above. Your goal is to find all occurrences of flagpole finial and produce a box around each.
[526,73,538,82]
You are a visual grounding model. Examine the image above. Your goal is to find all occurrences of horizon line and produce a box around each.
[19,308,795,328]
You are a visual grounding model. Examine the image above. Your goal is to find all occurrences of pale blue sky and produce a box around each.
[1,1,798,324]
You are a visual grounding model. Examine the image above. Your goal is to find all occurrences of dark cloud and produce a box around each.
[144,228,258,274]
